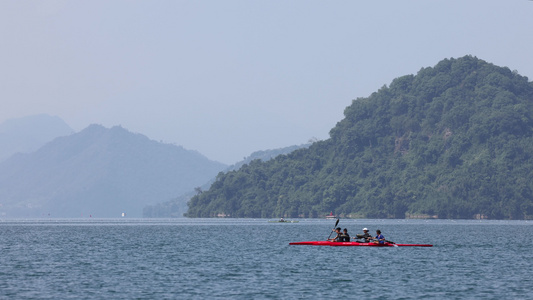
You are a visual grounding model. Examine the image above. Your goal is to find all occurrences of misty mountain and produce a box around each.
[0,124,227,217]
[226,143,312,173]
[0,114,74,162]
[143,143,311,217]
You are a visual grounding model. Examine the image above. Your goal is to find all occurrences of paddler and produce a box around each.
[328,227,343,242]
[373,229,385,244]
[354,228,372,242]
[341,228,350,242]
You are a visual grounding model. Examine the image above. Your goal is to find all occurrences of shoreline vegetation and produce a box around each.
[211,213,496,220]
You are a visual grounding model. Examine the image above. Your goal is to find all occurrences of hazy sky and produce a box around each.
[1,1,532,164]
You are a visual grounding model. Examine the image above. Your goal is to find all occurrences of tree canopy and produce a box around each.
[186,56,533,219]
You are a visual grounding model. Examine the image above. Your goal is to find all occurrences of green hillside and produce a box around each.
[186,56,533,219]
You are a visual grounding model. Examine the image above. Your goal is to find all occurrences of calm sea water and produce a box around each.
[0,218,532,299]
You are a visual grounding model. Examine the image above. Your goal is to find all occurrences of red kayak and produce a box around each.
[289,241,433,247]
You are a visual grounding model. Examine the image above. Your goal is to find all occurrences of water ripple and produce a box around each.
[0,219,532,299]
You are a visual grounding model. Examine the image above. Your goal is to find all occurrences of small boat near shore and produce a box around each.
[289,241,432,247]
[325,212,336,219]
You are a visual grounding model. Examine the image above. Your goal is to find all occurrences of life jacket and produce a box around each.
[375,234,385,244]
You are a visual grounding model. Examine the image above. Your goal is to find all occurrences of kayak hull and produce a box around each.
[289,241,432,247]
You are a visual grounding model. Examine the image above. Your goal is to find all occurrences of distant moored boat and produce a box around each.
[325,212,336,219]
[268,218,299,223]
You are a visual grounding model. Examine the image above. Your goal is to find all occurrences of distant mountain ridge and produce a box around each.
[0,114,74,162]
[143,143,311,217]
[0,124,227,217]
[227,144,311,173]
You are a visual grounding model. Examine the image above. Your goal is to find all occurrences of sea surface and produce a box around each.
[0,218,532,299]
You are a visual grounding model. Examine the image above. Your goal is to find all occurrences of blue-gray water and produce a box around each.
[1,219,532,299]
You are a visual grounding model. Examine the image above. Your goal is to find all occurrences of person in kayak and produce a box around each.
[354,228,372,242]
[328,227,343,242]
[373,229,385,244]
[341,228,350,242]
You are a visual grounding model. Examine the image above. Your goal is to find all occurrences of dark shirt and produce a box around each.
[356,233,372,241]
[333,233,343,242]
[341,233,350,242]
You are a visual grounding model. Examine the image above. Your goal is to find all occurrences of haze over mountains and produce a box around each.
[0,114,309,218]
[7,56,532,220]
[0,124,226,218]
[143,143,311,218]
[0,114,74,162]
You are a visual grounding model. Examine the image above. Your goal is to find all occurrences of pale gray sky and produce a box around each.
[1,1,532,164]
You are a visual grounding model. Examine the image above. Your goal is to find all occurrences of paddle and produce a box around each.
[327,218,340,240]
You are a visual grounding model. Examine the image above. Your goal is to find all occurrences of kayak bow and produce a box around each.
[289,241,432,247]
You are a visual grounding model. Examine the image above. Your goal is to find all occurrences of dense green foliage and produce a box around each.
[187,56,533,219]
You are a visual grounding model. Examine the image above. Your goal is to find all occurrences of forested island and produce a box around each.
[186,56,533,219]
